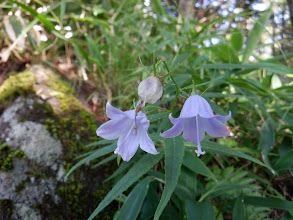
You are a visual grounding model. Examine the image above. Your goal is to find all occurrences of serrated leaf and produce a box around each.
[116,177,151,220]
[88,152,163,220]
[154,137,185,220]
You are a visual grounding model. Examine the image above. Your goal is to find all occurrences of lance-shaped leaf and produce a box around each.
[154,137,185,220]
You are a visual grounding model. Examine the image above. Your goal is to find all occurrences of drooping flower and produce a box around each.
[96,102,159,161]
[160,95,231,157]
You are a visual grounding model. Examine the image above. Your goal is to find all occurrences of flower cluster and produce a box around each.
[96,75,232,161]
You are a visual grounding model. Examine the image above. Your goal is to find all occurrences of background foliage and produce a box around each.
[1,0,293,219]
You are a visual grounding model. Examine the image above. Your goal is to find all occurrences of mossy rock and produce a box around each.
[0,64,116,219]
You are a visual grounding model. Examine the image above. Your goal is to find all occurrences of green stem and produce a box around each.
[163,61,179,112]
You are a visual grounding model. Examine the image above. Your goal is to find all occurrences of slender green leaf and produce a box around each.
[154,137,185,220]
[201,183,253,200]
[170,53,192,72]
[244,196,293,210]
[105,154,141,182]
[233,195,246,220]
[185,141,272,170]
[279,136,293,157]
[116,177,151,220]
[151,0,165,15]
[183,150,217,181]
[196,63,293,74]
[65,143,116,178]
[92,154,117,169]
[231,28,244,51]
[185,200,215,220]
[12,1,55,31]
[274,149,293,173]
[242,8,271,63]
[86,35,105,66]
[175,167,197,200]
[259,120,275,168]
[88,152,163,220]
[60,0,66,22]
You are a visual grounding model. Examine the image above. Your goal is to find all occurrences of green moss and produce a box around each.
[15,180,27,193]
[0,142,26,172]
[14,150,26,158]
[46,73,76,95]
[57,182,84,214]
[46,73,82,113]
[0,72,34,103]
[0,199,14,219]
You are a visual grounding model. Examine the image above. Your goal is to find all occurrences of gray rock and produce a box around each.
[11,204,41,220]
[0,97,62,218]
[8,121,62,166]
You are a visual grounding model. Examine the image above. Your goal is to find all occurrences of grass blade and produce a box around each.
[65,143,116,178]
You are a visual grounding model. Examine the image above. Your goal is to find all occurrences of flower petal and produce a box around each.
[96,117,133,140]
[213,111,232,122]
[115,124,140,161]
[136,113,150,130]
[124,109,136,119]
[202,117,230,137]
[160,119,183,138]
[169,113,181,124]
[180,95,214,118]
[139,131,159,155]
[182,117,205,143]
[106,102,125,119]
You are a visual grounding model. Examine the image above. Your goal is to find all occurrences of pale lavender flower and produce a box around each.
[161,95,231,157]
[96,102,159,161]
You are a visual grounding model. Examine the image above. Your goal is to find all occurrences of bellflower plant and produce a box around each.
[96,102,159,161]
[161,95,231,157]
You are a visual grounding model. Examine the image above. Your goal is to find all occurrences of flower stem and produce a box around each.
[162,61,179,113]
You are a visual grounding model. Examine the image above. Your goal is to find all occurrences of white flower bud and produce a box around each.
[138,75,163,105]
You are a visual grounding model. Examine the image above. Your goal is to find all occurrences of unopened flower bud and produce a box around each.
[138,75,163,105]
